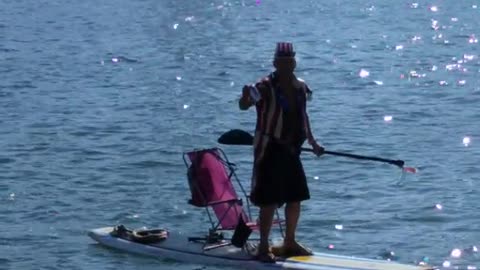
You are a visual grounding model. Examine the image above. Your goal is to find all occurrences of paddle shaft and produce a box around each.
[301,148,404,167]
[217,129,405,168]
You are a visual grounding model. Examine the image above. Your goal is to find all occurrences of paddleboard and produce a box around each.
[88,226,434,270]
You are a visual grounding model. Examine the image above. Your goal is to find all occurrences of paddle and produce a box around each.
[218,129,413,170]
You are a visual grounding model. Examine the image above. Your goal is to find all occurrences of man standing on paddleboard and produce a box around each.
[239,42,324,262]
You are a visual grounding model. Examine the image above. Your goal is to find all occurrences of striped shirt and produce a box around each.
[248,72,315,164]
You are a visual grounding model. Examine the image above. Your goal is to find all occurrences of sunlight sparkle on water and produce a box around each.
[384,115,393,122]
[451,17,458,22]
[467,266,477,270]
[335,224,343,230]
[435,204,443,210]
[359,69,370,78]
[395,45,404,50]
[185,16,194,22]
[463,137,471,146]
[443,261,451,267]
[458,80,466,86]
[446,64,461,71]
[8,193,15,201]
[111,58,119,63]
[314,176,319,180]
[432,65,438,71]
[412,36,422,41]
[176,76,182,81]
[469,35,478,43]
[450,248,462,258]
[183,104,189,109]
[473,246,478,252]
[410,70,426,78]
[374,80,383,85]
[173,23,179,29]
[411,3,419,8]
[429,6,438,12]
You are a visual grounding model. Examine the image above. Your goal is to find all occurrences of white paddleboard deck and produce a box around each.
[88,227,433,270]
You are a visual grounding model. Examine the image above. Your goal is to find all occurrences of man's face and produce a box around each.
[274,57,296,75]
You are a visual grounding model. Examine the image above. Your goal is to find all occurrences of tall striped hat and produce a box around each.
[275,42,296,58]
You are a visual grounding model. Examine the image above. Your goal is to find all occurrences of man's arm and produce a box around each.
[238,83,265,110]
[302,84,317,145]
[239,85,253,110]
[300,82,324,155]
[305,84,313,101]
[305,111,317,145]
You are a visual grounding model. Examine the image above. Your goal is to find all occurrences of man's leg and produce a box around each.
[258,204,276,254]
[283,201,312,255]
[279,147,312,255]
[284,201,300,246]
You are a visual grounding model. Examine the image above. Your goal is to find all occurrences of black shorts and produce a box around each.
[250,142,310,207]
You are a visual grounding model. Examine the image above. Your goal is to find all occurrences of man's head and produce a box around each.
[273,42,296,76]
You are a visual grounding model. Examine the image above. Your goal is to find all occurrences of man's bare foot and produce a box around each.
[270,245,287,257]
[254,252,276,263]
[254,244,276,263]
[282,240,313,257]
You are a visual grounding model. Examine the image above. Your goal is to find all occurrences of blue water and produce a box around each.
[1,0,479,269]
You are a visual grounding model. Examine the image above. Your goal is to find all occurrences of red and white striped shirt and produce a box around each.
[248,72,315,163]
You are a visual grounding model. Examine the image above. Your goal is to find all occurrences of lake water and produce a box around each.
[1,0,479,269]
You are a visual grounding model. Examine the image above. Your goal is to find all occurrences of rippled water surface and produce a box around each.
[1,1,479,269]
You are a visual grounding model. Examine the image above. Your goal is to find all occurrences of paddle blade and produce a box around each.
[218,129,254,146]
[403,167,418,174]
